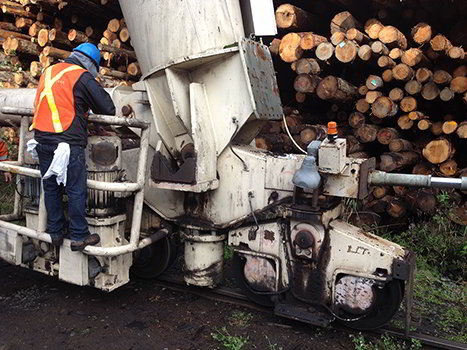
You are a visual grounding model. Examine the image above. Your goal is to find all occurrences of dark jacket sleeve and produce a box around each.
[76,72,116,116]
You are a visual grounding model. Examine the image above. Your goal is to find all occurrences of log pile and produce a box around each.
[0,0,140,88]
[258,1,467,224]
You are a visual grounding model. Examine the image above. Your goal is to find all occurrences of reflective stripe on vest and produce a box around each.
[31,64,86,132]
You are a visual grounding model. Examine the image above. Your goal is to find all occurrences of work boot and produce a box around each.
[70,234,100,252]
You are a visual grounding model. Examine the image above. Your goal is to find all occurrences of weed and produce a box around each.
[350,333,422,350]
[224,244,234,260]
[265,335,283,350]
[211,327,248,350]
[229,311,253,328]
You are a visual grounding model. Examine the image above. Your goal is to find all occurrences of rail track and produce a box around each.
[155,274,467,350]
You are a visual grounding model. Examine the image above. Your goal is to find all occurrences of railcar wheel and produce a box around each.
[131,236,178,279]
[338,279,404,330]
[232,253,275,307]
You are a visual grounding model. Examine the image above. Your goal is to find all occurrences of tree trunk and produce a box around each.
[387,198,407,218]
[377,55,396,68]
[377,127,400,145]
[421,82,440,100]
[433,70,452,85]
[364,18,384,39]
[269,38,280,56]
[408,111,425,121]
[15,17,34,29]
[379,151,420,171]
[349,111,366,128]
[0,22,20,33]
[422,138,454,164]
[439,87,455,102]
[300,32,328,50]
[295,58,322,75]
[450,76,467,93]
[430,34,452,54]
[405,80,422,95]
[315,42,334,61]
[372,96,397,118]
[456,121,467,138]
[371,40,389,55]
[355,99,370,114]
[68,29,90,44]
[411,22,432,45]
[397,115,414,130]
[415,67,433,83]
[439,159,457,176]
[98,43,137,60]
[3,36,40,55]
[365,90,382,104]
[401,48,430,67]
[382,69,393,82]
[389,87,404,102]
[316,76,357,101]
[346,28,370,44]
[357,44,373,61]
[127,62,141,77]
[442,121,458,135]
[372,186,389,199]
[279,32,303,63]
[37,28,49,46]
[366,75,383,90]
[378,25,408,49]
[293,74,321,93]
[330,32,345,46]
[335,40,357,63]
[392,63,414,81]
[299,125,327,144]
[400,96,417,112]
[42,46,70,59]
[417,119,432,131]
[100,67,138,81]
[389,48,403,60]
[389,139,413,152]
[119,27,130,43]
[275,4,323,31]
[330,11,361,34]
[355,124,380,143]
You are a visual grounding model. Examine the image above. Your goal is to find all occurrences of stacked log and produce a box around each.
[257,1,467,223]
[0,1,140,87]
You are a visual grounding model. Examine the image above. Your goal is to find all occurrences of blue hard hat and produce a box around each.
[73,43,101,68]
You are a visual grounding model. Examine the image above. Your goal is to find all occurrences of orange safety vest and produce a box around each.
[31,62,87,133]
[0,140,8,161]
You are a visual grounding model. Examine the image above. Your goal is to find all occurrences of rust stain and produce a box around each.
[255,45,268,61]
[264,230,275,242]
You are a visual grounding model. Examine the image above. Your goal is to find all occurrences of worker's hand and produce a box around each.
[3,172,12,183]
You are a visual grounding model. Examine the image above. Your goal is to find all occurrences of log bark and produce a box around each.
[300,32,327,50]
[68,29,90,44]
[397,115,413,130]
[372,96,397,118]
[379,151,420,171]
[293,74,321,93]
[422,138,453,164]
[400,96,417,112]
[127,62,141,77]
[433,70,452,85]
[411,22,432,45]
[382,69,393,82]
[42,46,70,59]
[358,85,369,96]
[330,32,345,46]
[330,11,361,34]
[349,111,366,128]
[408,111,425,121]
[0,22,20,33]
[430,34,452,54]
[439,87,454,102]
[453,65,467,78]
[389,88,404,102]
[365,91,382,104]
[392,63,414,81]
[335,40,357,63]
[366,75,383,90]
[279,33,303,63]
[404,80,422,95]
[299,125,327,143]
[315,42,334,61]
[364,18,383,39]
[295,58,322,75]
[97,43,137,60]
[389,48,403,60]
[100,67,138,81]
[346,28,370,43]
[401,48,430,67]
[3,36,40,55]
[378,25,408,49]
[377,127,400,145]
[355,99,370,114]
[439,159,457,176]
[415,67,433,83]
[295,92,306,103]
[450,76,467,93]
[29,22,48,37]
[0,29,31,41]
[355,124,380,143]
[371,41,389,55]
[15,17,33,29]
[417,119,432,131]
[442,121,458,134]
[421,82,440,100]
[268,38,280,56]
[389,139,413,152]
[387,198,407,218]
[357,45,373,61]
[448,47,465,60]
[431,121,444,136]
[48,28,73,48]
[377,56,396,68]
[30,61,42,78]
[275,4,322,31]
[372,186,389,199]
[412,162,435,175]
[456,121,467,138]
[316,76,357,101]
[346,135,365,153]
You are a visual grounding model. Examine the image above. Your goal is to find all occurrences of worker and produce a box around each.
[0,137,12,183]
[30,43,116,251]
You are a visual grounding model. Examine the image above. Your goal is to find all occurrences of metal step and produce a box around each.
[274,303,334,327]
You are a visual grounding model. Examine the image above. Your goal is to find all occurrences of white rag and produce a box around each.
[27,139,71,186]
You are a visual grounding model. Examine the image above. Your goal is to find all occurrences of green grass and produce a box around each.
[350,333,422,350]
[228,311,253,328]
[211,327,249,350]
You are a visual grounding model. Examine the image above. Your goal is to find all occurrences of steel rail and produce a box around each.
[155,273,467,350]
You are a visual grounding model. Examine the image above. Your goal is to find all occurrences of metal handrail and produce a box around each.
[0,108,152,257]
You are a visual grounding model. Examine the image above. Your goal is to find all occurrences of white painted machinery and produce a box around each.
[0,0,466,330]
